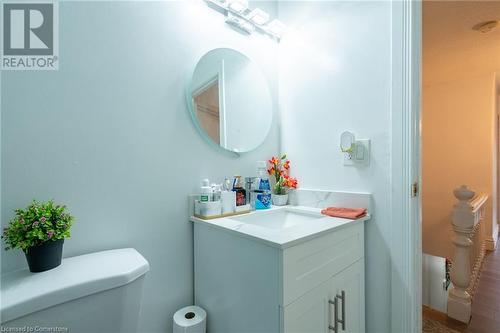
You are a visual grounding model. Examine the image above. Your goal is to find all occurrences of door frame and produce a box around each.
[390,1,422,332]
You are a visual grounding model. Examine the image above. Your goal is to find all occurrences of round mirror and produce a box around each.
[340,131,355,152]
[188,48,273,153]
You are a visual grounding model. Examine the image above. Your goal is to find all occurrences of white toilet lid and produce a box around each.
[1,248,150,323]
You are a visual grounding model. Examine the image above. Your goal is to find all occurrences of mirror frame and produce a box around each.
[186,47,273,157]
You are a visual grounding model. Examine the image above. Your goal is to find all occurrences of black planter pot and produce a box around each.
[25,239,64,273]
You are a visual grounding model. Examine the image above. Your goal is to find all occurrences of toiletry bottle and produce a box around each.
[244,177,255,207]
[221,177,236,214]
[212,184,222,202]
[223,177,232,191]
[255,161,272,209]
[200,179,213,202]
[245,177,254,194]
[232,175,247,206]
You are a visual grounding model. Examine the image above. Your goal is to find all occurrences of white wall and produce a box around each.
[1,1,279,332]
[422,73,497,258]
[278,2,392,332]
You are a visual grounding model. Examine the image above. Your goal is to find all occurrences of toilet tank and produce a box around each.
[1,248,150,333]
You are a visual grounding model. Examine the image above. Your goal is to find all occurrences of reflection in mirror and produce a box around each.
[193,79,220,144]
[189,48,272,153]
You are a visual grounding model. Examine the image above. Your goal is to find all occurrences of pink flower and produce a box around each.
[40,217,46,222]
[47,231,54,238]
[32,221,39,227]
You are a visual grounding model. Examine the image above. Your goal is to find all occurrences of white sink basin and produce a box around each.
[228,208,323,230]
[191,206,369,249]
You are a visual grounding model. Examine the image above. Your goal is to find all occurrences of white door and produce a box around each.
[283,281,332,333]
[330,261,365,333]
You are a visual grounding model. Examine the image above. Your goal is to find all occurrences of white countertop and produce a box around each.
[190,205,370,249]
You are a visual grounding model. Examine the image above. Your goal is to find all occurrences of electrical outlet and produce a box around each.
[343,139,370,166]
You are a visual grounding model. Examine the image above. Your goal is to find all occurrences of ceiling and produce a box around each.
[423,1,500,85]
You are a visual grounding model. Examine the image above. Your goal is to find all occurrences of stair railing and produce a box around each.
[447,185,488,323]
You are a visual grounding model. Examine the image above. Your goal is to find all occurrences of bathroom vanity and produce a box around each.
[191,205,368,333]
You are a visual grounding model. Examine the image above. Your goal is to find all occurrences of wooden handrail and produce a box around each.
[470,194,488,214]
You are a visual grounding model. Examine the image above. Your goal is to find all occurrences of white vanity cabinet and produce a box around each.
[283,260,364,333]
[192,209,366,333]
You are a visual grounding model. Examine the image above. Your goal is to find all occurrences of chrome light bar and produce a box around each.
[204,0,286,41]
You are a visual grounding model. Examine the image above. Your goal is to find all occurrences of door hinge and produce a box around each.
[411,182,419,197]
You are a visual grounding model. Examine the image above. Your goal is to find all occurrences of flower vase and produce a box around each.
[272,193,289,206]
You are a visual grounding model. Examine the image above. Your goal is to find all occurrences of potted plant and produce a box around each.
[2,200,74,273]
[267,154,298,206]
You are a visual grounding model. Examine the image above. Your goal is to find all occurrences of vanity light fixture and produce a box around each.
[248,8,270,26]
[204,0,286,41]
[265,19,286,38]
[226,12,254,35]
[210,0,228,6]
[228,0,248,13]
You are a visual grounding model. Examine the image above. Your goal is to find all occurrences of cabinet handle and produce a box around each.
[336,291,346,331]
[328,299,338,333]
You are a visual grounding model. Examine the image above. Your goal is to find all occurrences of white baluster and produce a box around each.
[447,185,475,323]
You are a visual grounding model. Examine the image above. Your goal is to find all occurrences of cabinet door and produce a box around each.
[330,260,365,333]
[283,281,332,333]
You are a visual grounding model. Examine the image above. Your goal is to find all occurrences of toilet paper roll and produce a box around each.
[173,305,206,333]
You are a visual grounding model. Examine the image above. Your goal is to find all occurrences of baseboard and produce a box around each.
[423,305,447,318]
[485,236,497,251]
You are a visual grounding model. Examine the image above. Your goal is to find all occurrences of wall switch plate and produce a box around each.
[343,139,370,166]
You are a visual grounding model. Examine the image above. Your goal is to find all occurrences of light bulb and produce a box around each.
[228,0,248,13]
[248,8,269,26]
[266,19,286,37]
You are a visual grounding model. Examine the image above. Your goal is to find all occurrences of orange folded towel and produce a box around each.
[320,207,367,219]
